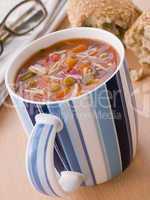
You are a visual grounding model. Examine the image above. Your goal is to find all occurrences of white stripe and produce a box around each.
[36,125,54,195]
[73,96,108,183]
[59,103,94,186]
[37,105,43,113]
[54,144,69,171]
[119,65,137,157]
[11,96,33,135]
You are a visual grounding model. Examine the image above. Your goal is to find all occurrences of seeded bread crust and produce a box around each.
[124,11,150,81]
[67,0,140,31]
[124,11,150,65]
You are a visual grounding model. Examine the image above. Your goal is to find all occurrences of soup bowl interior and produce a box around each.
[5,27,125,105]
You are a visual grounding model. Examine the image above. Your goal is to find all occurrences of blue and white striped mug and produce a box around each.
[6,28,138,197]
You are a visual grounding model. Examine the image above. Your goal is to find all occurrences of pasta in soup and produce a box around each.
[14,38,119,102]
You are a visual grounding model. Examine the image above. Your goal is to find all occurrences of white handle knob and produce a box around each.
[59,171,85,192]
[26,113,85,197]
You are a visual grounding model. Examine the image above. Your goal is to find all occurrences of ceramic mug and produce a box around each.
[6,28,138,197]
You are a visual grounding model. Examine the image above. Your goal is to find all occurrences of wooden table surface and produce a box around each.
[1,20,150,199]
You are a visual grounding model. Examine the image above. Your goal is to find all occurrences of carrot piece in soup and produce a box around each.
[53,87,71,100]
[55,90,65,99]
[72,44,88,53]
[65,57,77,72]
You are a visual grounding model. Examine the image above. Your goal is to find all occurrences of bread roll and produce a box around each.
[125,11,150,65]
[67,0,140,39]
[124,11,150,81]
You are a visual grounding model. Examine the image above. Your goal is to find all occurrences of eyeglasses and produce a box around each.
[0,0,48,56]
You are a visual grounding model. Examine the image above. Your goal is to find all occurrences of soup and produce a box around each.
[14,38,119,102]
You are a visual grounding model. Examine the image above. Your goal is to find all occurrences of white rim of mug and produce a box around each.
[5,27,125,105]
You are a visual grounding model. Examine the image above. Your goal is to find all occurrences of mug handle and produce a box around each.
[26,113,85,197]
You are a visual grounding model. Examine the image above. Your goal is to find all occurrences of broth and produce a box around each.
[14,38,119,102]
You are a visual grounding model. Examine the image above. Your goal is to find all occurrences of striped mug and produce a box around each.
[6,28,137,197]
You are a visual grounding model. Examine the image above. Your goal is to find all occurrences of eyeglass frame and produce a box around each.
[0,0,48,56]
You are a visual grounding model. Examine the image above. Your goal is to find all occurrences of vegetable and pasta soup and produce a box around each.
[15,38,119,102]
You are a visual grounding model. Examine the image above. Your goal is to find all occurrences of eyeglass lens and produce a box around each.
[5,0,46,35]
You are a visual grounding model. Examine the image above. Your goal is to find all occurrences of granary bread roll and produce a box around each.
[125,11,150,65]
[124,11,150,81]
[67,0,141,39]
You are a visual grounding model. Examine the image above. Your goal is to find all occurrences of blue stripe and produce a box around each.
[39,105,70,172]
[116,72,133,159]
[43,124,58,196]
[106,74,131,170]
[24,103,39,125]
[54,137,71,171]
[54,142,70,171]
[27,124,47,195]
[69,101,96,184]
[91,85,122,177]
[47,104,81,172]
